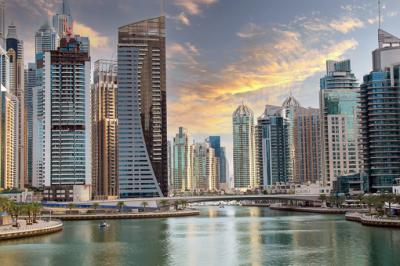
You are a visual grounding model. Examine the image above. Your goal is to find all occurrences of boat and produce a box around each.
[99,221,109,228]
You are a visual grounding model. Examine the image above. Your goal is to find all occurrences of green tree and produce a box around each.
[31,202,42,223]
[92,202,100,210]
[23,203,33,225]
[117,201,125,212]
[180,200,188,209]
[8,202,23,227]
[158,199,169,210]
[0,197,10,213]
[66,203,75,211]
[141,201,149,212]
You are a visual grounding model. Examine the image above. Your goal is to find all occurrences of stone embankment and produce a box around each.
[0,220,63,240]
[42,210,200,221]
[346,212,400,228]
[269,205,367,214]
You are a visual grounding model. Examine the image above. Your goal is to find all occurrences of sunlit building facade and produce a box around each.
[0,87,18,189]
[233,103,256,189]
[320,59,360,188]
[172,127,191,191]
[92,60,118,198]
[191,142,217,191]
[6,23,26,188]
[293,107,322,184]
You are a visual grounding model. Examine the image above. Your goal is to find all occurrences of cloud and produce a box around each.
[168,27,358,136]
[237,23,266,39]
[174,0,218,15]
[300,16,364,34]
[171,0,218,27]
[73,21,109,48]
[328,17,364,33]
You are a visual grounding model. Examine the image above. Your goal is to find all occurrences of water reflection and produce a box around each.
[0,207,400,266]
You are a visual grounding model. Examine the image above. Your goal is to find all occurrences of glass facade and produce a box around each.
[320,60,360,188]
[256,109,290,186]
[44,37,91,187]
[117,17,166,197]
[233,104,256,189]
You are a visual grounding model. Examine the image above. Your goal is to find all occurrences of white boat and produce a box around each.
[99,221,109,228]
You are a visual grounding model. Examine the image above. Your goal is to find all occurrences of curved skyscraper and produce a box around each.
[117,17,167,197]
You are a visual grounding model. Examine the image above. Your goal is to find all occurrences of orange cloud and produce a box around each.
[167,29,358,137]
[174,0,218,15]
[73,21,109,48]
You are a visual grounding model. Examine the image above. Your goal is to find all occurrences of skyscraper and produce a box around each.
[24,63,36,185]
[32,19,59,189]
[256,107,290,187]
[360,29,400,192]
[6,22,26,188]
[208,136,226,187]
[233,103,256,189]
[0,87,17,189]
[191,142,217,191]
[0,45,9,89]
[92,59,119,198]
[293,107,322,184]
[35,21,59,56]
[172,127,191,191]
[0,0,5,47]
[281,95,300,182]
[320,59,360,188]
[117,16,167,197]
[52,0,73,38]
[43,36,91,200]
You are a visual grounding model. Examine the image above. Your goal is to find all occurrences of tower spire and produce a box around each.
[378,0,381,30]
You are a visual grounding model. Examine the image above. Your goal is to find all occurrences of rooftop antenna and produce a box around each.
[160,0,165,16]
[378,0,381,30]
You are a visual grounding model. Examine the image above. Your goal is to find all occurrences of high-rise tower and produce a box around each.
[320,60,360,188]
[52,0,73,38]
[172,127,191,191]
[117,17,167,197]
[43,36,91,199]
[360,29,400,192]
[92,59,119,198]
[233,103,256,189]
[6,23,26,188]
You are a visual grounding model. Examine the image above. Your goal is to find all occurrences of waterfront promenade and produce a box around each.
[346,212,400,228]
[41,210,200,221]
[0,220,63,240]
[269,204,368,214]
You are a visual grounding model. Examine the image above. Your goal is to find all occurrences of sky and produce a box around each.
[5,0,400,176]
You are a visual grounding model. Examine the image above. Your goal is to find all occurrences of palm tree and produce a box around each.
[381,193,396,216]
[31,202,42,223]
[141,201,149,212]
[362,195,374,216]
[180,200,188,209]
[66,203,75,212]
[117,201,125,212]
[24,203,33,225]
[8,202,23,227]
[0,197,10,213]
[92,202,100,210]
[158,199,169,211]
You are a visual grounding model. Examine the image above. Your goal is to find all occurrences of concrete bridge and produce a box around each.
[54,194,321,209]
